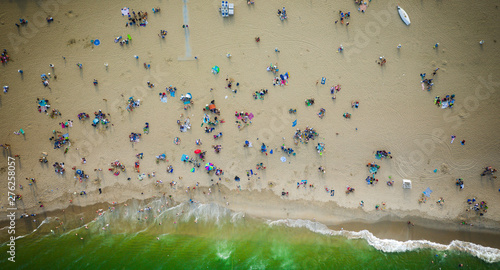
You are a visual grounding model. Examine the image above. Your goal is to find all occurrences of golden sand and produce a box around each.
[0,0,499,230]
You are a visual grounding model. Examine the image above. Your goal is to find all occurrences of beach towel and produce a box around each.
[161,96,168,103]
[181,154,189,162]
[441,101,449,109]
[170,91,175,97]
[321,77,326,85]
[292,119,297,127]
[423,187,433,197]
[121,7,129,16]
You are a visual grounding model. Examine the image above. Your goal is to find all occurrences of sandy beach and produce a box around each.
[1,0,499,261]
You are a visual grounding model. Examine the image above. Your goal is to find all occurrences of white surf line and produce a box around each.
[179,0,193,61]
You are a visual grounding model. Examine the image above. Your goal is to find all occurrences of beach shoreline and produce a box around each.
[2,187,500,251]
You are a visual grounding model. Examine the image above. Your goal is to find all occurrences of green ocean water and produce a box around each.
[1,202,499,269]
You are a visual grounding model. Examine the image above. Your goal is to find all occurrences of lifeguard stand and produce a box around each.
[402,179,412,189]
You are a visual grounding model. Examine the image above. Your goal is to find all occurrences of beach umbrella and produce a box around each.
[94,39,101,46]
[186,93,192,99]
[194,149,201,154]
[212,66,220,74]
[205,163,214,171]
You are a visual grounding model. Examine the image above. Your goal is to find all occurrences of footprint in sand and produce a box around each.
[440,163,450,174]
[65,11,77,18]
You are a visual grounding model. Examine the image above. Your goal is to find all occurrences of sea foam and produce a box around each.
[268,218,500,263]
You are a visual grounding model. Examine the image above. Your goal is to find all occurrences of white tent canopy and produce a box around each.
[403,179,412,189]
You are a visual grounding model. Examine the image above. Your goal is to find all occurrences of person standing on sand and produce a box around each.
[432,68,439,76]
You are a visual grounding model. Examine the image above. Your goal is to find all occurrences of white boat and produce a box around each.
[397,6,410,25]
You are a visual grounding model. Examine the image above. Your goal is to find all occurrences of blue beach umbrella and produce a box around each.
[94,39,101,46]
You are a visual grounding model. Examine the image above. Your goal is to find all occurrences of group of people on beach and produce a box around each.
[124,9,149,27]
[293,126,319,144]
[420,68,439,91]
[1,49,10,63]
[253,89,269,100]
[335,10,351,25]
[91,110,110,128]
[480,166,497,177]
[434,94,455,109]
[466,197,488,216]
[277,7,287,20]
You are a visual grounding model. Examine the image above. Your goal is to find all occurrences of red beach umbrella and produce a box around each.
[194,149,201,154]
